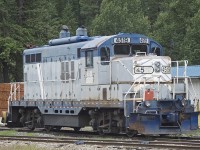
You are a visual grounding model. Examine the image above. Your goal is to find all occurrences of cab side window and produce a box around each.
[85,50,93,67]
[25,53,42,63]
[152,47,161,56]
[100,47,110,65]
[150,42,161,56]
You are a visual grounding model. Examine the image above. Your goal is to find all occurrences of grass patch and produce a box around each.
[0,130,17,136]
[185,129,200,136]
[26,132,36,137]
[0,130,40,137]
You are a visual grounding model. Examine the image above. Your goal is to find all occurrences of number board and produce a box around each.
[114,37,131,43]
[134,66,154,74]
[161,66,171,74]
[139,38,148,44]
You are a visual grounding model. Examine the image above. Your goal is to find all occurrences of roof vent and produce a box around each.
[59,25,70,38]
[76,25,87,36]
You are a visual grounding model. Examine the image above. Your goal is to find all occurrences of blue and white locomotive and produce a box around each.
[8,26,198,136]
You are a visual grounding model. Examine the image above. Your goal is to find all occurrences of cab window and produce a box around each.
[36,53,41,62]
[114,44,130,55]
[151,47,161,56]
[150,42,161,56]
[100,47,110,65]
[25,55,30,63]
[85,50,93,67]
[131,45,147,55]
[25,53,42,63]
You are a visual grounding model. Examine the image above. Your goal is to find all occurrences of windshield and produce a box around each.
[131,45,147,55]
[114,44,130,55]
[114,44,147,55]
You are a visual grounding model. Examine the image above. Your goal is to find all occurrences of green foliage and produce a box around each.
[183,8,200,64]
[91,0,150,35]
[1,0,200,82]
[0,37,20,61]
[151,0,200,61]
[79,0,102,34]
[0,130,17,136]
[60,3,78,35]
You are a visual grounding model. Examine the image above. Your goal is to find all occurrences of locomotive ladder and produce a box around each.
[172,60,199,110]
[172,60,189,100]
[123,78,141,117]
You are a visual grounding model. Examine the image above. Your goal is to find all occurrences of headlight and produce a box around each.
[155,68,160,72]
[145,101,151,107]
[154,61,160,67]
[161,66,171,74]
[154,61,160,73]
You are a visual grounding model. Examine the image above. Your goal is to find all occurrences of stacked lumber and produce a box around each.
[0,83,24,117]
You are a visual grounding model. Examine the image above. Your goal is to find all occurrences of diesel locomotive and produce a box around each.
[7,26,198,136]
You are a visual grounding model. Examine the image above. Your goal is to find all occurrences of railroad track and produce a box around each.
[0,127,200,149]
[0,135,200,149]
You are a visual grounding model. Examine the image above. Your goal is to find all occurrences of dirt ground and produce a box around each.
[0,140,149,150]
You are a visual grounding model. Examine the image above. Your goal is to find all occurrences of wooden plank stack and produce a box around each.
[0,83,24,117]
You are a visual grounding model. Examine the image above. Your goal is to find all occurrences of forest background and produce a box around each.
[0,0,200,82]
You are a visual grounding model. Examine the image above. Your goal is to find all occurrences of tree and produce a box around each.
[0,37,20,82]
[91,0,150,35]
[0,0,59,82]
[151,0,199,61]
[0,0,22,82]
[79,0,102,34]
[59,3,78,35]
[182,2,200,64]
[22,0,59,45]
[141,0,168,26]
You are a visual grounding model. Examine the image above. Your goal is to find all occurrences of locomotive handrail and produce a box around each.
[123,78,142,117]
[135,102,142,112]
[118,60,134,78]
[171,60,188,83]
[8,82,23,101]
[172,60,189,100]
[123,75,163,117]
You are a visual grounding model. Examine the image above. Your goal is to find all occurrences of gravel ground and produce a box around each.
[0,140,154,150]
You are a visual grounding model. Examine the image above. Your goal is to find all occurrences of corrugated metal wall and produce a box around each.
[189,78,200,111]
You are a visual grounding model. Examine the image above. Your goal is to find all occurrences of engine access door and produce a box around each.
[98,47,111,84]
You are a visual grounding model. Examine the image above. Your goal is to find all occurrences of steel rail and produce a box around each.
[0,135,200,149]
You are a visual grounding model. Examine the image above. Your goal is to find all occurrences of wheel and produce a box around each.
[53,126,62,132]
[126,129,137,138]
[26,118,36,130]
[98,128,105,135]
[73,127,81,132]
[27,124,35,130]
[26,111,36,130]
[45,126,53,132]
